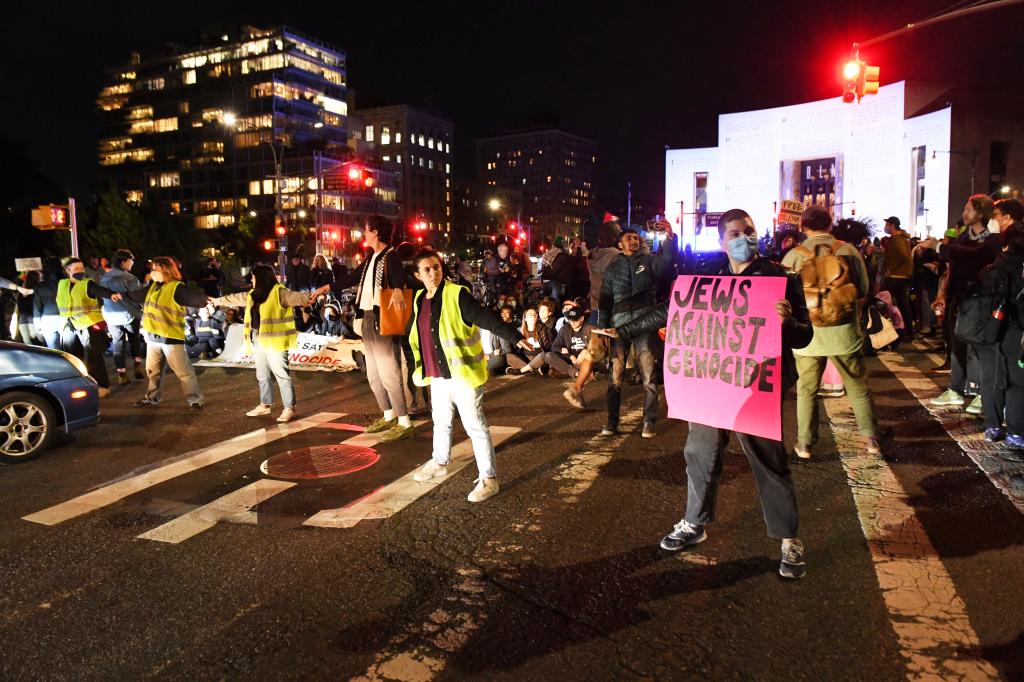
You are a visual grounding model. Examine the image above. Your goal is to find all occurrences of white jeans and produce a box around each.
[254,343,294,408]
[429,377,496,479]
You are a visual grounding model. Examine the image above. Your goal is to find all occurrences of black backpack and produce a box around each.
[954,266,1010,345]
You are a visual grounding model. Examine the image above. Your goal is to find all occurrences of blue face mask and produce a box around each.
[726,234,758,263]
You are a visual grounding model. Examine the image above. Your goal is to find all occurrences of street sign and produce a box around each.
[778,200,805,227]
[15,257,42,271]
[704,212,724,229]
[323,175,346,192]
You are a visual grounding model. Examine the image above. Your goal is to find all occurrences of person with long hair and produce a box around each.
[310,254,334,289]
[119,256,210,408]
[31,257,64,350]
[211,264,312,422]
[15,271,42,345]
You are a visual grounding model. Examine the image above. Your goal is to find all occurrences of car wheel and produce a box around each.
[0,392,56,464]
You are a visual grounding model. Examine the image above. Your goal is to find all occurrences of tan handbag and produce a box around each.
[379,253,413,336]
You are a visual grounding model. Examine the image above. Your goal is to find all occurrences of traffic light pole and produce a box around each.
[853,0,1024,51]
[68,197,79,258]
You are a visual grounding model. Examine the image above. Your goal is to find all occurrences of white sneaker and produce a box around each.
[246,404,272,417]
[276,407,295,423]
[97,387,111,398]
[413,459,448,482]
[467,477,500,503]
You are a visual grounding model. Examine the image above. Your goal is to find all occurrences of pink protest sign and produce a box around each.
[663,274,786,440]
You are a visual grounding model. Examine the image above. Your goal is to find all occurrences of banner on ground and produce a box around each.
[663,274,786,440]
[195,324,362,372]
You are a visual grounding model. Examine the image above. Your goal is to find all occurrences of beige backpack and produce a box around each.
[792,241,859,327]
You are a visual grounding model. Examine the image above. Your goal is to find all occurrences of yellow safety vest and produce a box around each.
[142,281,186,340]
[409,282,488,388]
[243,284,297,352]
[56,278,104,330]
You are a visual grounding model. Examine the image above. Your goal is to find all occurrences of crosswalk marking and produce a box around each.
[823,373,999,679]
[22,412,344,526]
[137,479,297,544]
[303,426,521,528]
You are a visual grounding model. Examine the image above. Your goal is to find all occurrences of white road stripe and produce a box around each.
[353,407,644,681]
[137,479,297,544]
[303,426,520,528]
[822,395,999,679]
[23,412,344,526]
[877,343,1024,514]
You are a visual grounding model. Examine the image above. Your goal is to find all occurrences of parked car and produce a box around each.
[0,341,100,463]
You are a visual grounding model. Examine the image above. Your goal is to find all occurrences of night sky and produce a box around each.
[3,0,1022,214]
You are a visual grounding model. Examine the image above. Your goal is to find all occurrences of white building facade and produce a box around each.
[666,81,954,251]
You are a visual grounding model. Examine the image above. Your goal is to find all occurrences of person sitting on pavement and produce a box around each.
[483,306,517,375]
[505,306,554,375]
[408,249,528,503]
[317,301,350,338]
[781,205,894,459]
[546,301,597,408]
[612,207,814,580]
[185,304,225,359]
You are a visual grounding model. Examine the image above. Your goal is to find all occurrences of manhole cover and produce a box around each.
[260,445,380,480]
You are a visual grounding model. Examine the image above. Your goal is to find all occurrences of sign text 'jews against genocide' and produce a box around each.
[663,274,786,441]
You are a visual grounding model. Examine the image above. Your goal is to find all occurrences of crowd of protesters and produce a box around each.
[5,196,1024,579]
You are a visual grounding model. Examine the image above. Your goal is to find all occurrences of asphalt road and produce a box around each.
[2,341,1023,681]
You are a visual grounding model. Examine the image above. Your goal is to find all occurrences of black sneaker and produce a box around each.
[659,519,707,551]
[505,367,521,376]
[779,539,806,579]
[189,402,204,410]
[600,423,618,436]
[133,398,158,407]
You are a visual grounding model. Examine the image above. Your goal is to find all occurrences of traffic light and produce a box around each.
[275,222,287,237]
[31,204,70,229]
[842,60,860,103]
[860,63,880,98]
[508,221,518,231]
[262,239,275,251]
[842,59,881,103]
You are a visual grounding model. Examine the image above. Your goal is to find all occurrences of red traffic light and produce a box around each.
[363,176,375,188]
[843,60,861,80]
[416,236,423,243]
[347,166,362,181]
[262,239,275,251]
[508,221,518,231]
[331,230,340,242]
[274,223,287,237]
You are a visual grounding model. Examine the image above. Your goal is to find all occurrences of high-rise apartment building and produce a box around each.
[476,129,597,240]
[352,105,454,244]
[96,25,396,254]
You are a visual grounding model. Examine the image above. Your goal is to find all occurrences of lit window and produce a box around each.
[125,190,143,203]
[382,155,391,162]
[321,96,347,116]
[263,179,275,194]
[445,143,450,153]
[445,163,450,174]
[428,138,434,149]
[365,125,374,143]
[396,155,402,164]
[249,181,261,195]
[418,134,425,146]
[419,157,424,167]
[158,172,180,187]
[428,160,434,170]
[547,176,552,183]
[381,127,391,144]
[184,70,196,85]
[395,132,402,144]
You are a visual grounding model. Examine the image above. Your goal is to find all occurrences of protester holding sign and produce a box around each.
[781,205,892,459]
[210,265,314,422]
[613,208,813,579]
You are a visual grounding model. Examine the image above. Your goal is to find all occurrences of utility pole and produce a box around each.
[68,197,79,258]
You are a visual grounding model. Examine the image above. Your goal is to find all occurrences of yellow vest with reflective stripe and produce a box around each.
[142,281,186,340]
[243,284,297,352]
[409,283,488,388]
[57,278,104,330]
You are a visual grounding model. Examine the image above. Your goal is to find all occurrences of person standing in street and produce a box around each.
[101,249,146,384]
[120,257,209,409]
[880,216,914,338]
[782,205,893,458]
[314,215,414,442]
[199,257,226,298]
[56,258,123,397]
[614,208,814,579]
[598,219,678,438]
[211,265,311,422]
[286,254,312,292]
[931,194,1000,415]
[408,250,527,502]
[31,258,64,350]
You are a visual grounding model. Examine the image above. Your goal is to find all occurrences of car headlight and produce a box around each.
[59,350,90,378]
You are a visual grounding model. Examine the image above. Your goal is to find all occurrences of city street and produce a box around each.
[2,339,1023,680]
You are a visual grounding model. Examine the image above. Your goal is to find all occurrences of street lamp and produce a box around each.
[298,209,307,219]
[249,210,257,217]
[989,185,1012,198]
[487,198,501,212]
[223,112,237,127]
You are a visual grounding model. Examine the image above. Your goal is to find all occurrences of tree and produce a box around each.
[87,184,146,257]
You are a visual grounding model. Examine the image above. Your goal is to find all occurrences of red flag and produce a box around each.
[602,212,620,223]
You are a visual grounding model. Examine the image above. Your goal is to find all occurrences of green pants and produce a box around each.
[794,352,879,446]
